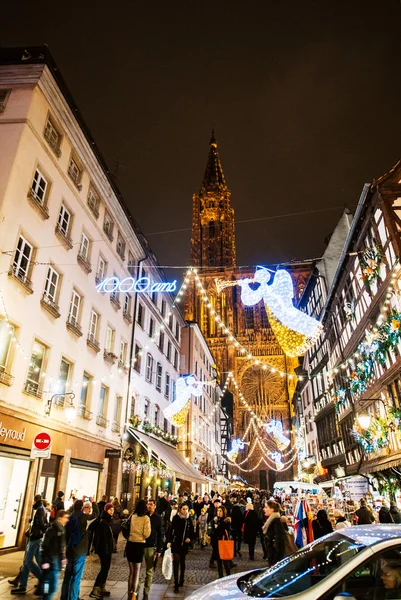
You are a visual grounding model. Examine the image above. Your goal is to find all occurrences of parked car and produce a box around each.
[187,525,401,600]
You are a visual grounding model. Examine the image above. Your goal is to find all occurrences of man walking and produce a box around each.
[61,498,99,600]
[40,510,70,600]
[11,494,48,595]
[142,499,163,600]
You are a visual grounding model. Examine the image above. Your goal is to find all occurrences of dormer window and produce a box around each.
[103,211,114,242]
[68,156,82,190]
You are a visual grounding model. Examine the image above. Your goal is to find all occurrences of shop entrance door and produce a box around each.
[38,455,59,504]
[0,456,30,548]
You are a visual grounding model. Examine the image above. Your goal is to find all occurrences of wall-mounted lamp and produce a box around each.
[46,392,76,421]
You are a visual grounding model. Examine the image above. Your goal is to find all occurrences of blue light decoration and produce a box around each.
[227,438,246,461]
[96,276,177,294]
[235,267,323,357]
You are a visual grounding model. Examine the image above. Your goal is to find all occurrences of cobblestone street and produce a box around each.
[0,537,268,599]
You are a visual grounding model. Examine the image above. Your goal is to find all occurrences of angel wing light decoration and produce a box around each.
[227,438,246,461]
[163,375,203,427]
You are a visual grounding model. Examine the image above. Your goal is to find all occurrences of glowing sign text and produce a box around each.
[96,277,177,294]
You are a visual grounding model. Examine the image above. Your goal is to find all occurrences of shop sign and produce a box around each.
[31,432,52,459]
[340,476,369,500]
[105,449,121,459]
[96,277,177,294]
[0,422,26,442]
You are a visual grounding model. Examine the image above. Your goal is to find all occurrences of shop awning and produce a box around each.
[361,454,401,474]
[128,428,210,485]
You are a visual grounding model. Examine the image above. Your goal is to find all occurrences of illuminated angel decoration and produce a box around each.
[265,419,291,450]
[270,451,284,470]
[237,267,323,357]
[163,375,203,428]
[227,438,246,461]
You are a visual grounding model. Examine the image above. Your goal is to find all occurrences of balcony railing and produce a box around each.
[66,315,83,337]
[9,266,33,294]
[78,405,93,420]
[0,368,14,386]
[110,295,121,310]
[87,334,100,353]
[123,310,132,324]
[111,421,120,433]
[23,380,42,398]
[77,251,92,273]
[55,223,73,249]
[104,350,118,364]
[27,188,50,219]
[41,293,61,318]
[96,413,108,428]
[95,272,104,286]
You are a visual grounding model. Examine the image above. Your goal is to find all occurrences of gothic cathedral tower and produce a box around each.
[190,131,236,270]
[185,133,308,488]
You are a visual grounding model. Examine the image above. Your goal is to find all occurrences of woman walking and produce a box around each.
[198,507,208,548]
[242,502,259,560]
[167,504,194,593]
[125,500,151,600]
[90,503,115,599]
[262,500,286,566]
[211,506,232,579]
[111,498,122,552]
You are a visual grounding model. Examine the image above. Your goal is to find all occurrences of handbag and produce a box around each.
[218,531,234,561]
[121,513,132,540]
[283,531,298,557]
[162,547,173,580]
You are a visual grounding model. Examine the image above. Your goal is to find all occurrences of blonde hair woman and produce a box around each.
[125,500,151,600]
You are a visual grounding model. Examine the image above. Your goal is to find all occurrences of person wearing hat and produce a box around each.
[90,503,114,599]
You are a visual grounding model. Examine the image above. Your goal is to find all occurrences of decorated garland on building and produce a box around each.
[360,244,382,285]
[352,407,401,454]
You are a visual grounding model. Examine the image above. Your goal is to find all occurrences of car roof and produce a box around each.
[341,525,401,545]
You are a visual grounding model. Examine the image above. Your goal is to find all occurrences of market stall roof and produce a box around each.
[128,428,210,485]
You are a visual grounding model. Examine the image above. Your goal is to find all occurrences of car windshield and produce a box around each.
[241,533,365,598]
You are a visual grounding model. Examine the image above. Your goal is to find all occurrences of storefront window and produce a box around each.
[0,456,30,548]
[65,465,99,509]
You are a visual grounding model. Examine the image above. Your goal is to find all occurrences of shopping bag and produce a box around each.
[218,532,234,561]
[162,547,173,580]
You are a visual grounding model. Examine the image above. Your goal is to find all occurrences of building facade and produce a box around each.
[300,164,401,502]
[0,47,153,550]
[179,321,226,493]
[185,133,310,488]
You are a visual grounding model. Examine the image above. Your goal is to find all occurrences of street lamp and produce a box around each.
[46,392,76,421]
[357,398,388,430]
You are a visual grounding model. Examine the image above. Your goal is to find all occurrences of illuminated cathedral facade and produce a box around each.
[185,133,311,488]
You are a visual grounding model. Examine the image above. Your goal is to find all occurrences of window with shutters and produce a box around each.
[146,353,154,383]
[44,116,62,156]
[106,326,115,352]
[137,303,144,327]
[154,405,160,427]
[25,340,46,397]
[96,255,106,283]
[44,267,60,303]
[12,236,33,286]
[57,204,71,236]
[30,169,48,205]
[67,291,82,335]
[165,373,171,399]
[166,341,172,362]
[119,341,127,366]
[116,232,125,259]
[158,331,165,353]
[87,186,100,218]
[89,310,99,341]
[79,233,90,260]
[68,156,82,188]
[134,344,142,373]
[149,318,155,338]
[156,363,162,392]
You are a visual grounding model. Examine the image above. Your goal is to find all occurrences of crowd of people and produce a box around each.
[7,488,401,600]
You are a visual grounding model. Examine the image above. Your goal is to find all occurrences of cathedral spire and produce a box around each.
[200,129,226,192]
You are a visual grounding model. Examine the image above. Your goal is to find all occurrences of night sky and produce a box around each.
[2,1,401,269]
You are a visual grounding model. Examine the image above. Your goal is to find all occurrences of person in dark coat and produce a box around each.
[90,503,114,599]
[208,499,222,567]
[156,491,169,517]
[143,498,163,600]
[312,509,334,539]
[51,492,65,520]
[111,498,122,551]
[380,504,394,524]
[210,506,232,578]
[11,494,48,595]
[390,502,401,524]
[355,499,375,525]
[231,498,245,558]
[167,504,194,593]
[242,503,259,560]
[261,500,285,567]
[41,510,69,600]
